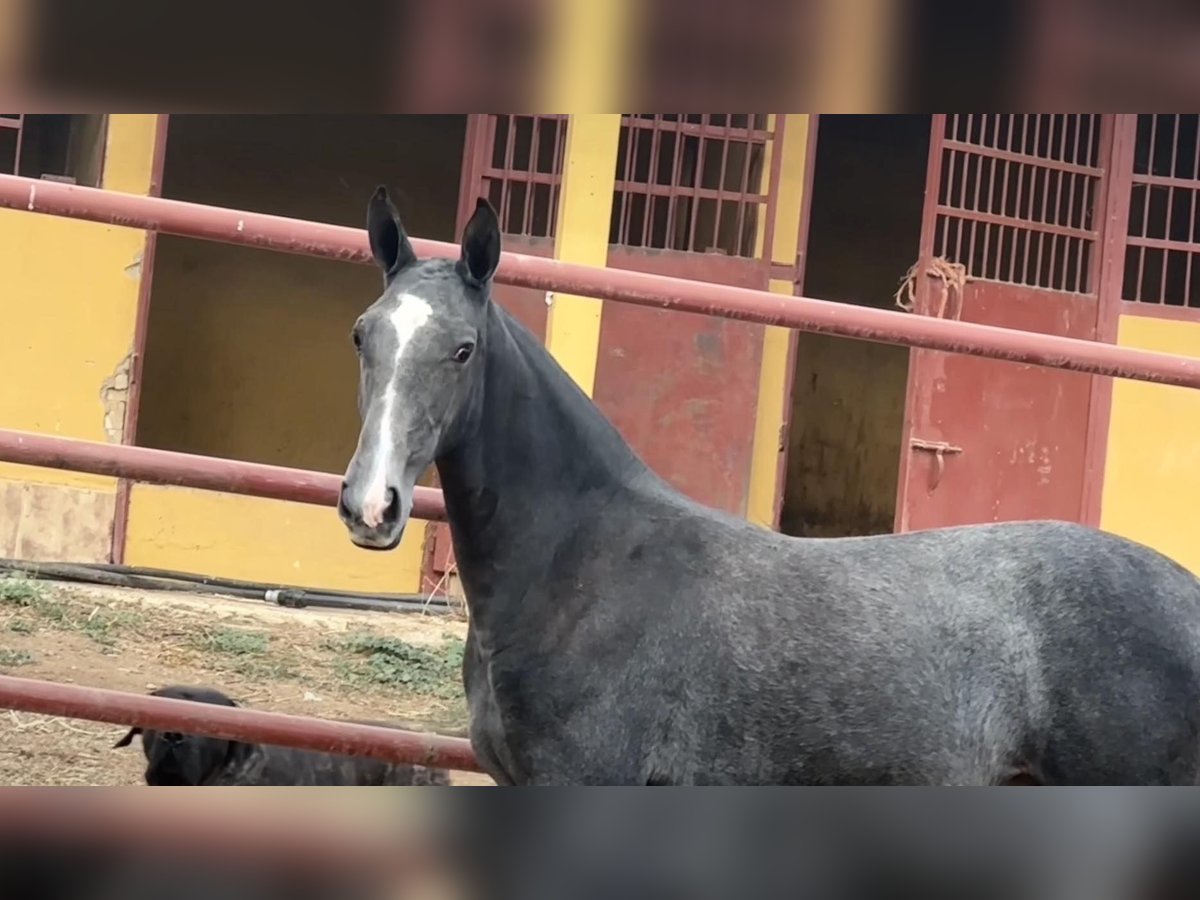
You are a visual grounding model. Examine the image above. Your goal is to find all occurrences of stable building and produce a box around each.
[2,113,1199,596]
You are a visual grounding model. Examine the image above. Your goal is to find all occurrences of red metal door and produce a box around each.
[597,114,783,516]
[896,115,1117,533]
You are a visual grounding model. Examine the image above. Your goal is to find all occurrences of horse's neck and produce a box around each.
[435,305,646,629]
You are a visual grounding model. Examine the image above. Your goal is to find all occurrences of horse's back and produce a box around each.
[647,510,1200,784]
[779,519,1200,784]
[515,490,1200,783]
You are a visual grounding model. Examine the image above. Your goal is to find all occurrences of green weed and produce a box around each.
[334,633,464,698]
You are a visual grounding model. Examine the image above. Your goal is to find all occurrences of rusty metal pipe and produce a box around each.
[0,674,481,772]
[0,429,446,521]
[3,174,1200,389]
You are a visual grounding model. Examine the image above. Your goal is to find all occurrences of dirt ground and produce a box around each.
[0,573,494,786]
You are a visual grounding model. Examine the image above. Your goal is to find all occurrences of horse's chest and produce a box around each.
[463,635,530,784]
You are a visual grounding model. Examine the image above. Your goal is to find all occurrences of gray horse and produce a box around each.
[337,186,1200,785]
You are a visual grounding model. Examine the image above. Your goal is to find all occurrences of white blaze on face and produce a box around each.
[360,293,433,528]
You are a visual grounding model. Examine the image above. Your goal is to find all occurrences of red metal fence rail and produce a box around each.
[0,674,481,772]
[0,429,447,520]
[0,440,463,769]
[3,173,1200,388]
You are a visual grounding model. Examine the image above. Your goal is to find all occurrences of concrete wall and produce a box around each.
[781,115,928,537]
[125,116,466,593]
[1101,313,1200,576]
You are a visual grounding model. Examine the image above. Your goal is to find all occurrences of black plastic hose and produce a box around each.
[0,558,453,615]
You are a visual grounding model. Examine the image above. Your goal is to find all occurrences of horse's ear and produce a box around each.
[458,197,501,289]
[366,185,416,282]
[113,726,141,748]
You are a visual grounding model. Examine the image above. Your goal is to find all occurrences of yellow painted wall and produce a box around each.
[0,115,158,562]
[124,486,425,593]
[1100,314,1200,575]
[0,214,144,487]
[137,116,465,471]
[747,114,811,527]
[127,116,467,593]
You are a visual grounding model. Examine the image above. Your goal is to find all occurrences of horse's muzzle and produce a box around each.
[338,481,410,551]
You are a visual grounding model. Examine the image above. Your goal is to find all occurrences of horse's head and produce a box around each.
[338,187,500,551]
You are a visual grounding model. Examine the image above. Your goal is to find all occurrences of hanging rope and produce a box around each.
[894,256,969,320]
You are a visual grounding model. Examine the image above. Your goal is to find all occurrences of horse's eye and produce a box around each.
[453,342,475,364]
[351,328,363,353]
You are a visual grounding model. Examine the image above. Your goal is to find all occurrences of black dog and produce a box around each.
[114,685,451,786]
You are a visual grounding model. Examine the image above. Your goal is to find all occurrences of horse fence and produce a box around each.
[2,171,1200,774]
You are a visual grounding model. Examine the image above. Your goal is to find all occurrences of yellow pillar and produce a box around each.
[539,0,628,395]
[543,118,621,395]
[102,115,160,194]
[811,0,896,111]
[540,0,631,112]
[746,114,813,528]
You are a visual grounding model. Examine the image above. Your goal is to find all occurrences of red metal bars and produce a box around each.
[3,173,1200,389]
[0,429,447,521]
[480,114,567,239]
[0,674,481,772]
[935,115,1105,294]
[611,114,772,255]
[1124,114,1200,308]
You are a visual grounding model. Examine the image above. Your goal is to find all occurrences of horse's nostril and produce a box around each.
[382,487,401,524]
